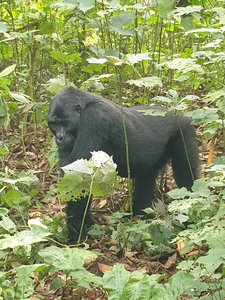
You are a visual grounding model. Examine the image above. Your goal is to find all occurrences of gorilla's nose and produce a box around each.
[56,133,64,143]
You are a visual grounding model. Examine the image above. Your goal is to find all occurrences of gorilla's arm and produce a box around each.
[61,102,114,243]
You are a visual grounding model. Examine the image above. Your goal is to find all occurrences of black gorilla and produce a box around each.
[48,87,199,243]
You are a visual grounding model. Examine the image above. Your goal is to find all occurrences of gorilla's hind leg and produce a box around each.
[132,174,157,215]
[172,120,200,190]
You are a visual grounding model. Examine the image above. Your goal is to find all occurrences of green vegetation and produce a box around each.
[0,0,225,299]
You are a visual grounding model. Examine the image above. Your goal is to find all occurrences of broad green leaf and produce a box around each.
[58,173,86,200]
[121,273,152,300]
[39,246,97,270]
[46,75,70,94]
[125,53,150,65]
[106,56,123,66]
[0,228,50,250]
[187,108,219,125]
[50,278,65,290]
[109,12,135,28]
[87,57,107,64]
[9,92,30,104]
[156,0,177,19]
[62,158,93,174]
[185,28,220,36]
[103,264,172,300]
[192,50,214,60]
[127,76,162,88]
[160,271,195,299]
[174,75,190,82]
[0,208,9,216]
[174,5,203,17]
[203,89,225,104]
[102,264,132,298]
[0,64,16,77]
[152,96,173,104]
[204,39,222,48]
[159,58,204,74]
[0,23,7,33]
[0,146,8,155]
[0,175,38,185]
[78,0,95,13]
[197,248,225,273]
[191,179,210,196]
[181,16,195,31]
[1,188,24,206]
[167,187,189,199]
[14,264,46,299]
[59,151,118,201]
[0,216,16,232]
[181,95,200,102]
[109,12,135,35]
[50,50,81,63]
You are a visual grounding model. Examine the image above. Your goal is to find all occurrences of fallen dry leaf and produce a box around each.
[164,253,177,269]
[98,263,113,273]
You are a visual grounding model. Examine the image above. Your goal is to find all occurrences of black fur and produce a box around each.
[48,87,200,243]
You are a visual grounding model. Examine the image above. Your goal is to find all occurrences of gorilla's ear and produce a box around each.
[75,104,82,115]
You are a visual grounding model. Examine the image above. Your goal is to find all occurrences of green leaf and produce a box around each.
[58,172,87,201]
[0,227,51,250]
[156,0,177,19]
[109,12,135,35]
[0,208,9,216]
[174,5,203,17]
[125,53,150,65]
[50,278,65,290]
[167,187,189,199]
[127,76,162,88]
[0,64,16,77]
[185,27,220,36]
[46,75,70,94]
[14,264,45,299]
[1,188,24,206]
[9,92,30,104]
[197,248,225,273]
[78,0,95,13]
[191,179,210,196]
[59,151,118,201]
[203,89,225,104]
[0,146,8,155]
[0,23,7,33]
[50,50,81,63]
[102,264,132,298]
[0,174,38,186]
[181,16,195,31]
[159,58,204,74]
[87,57,107,64]
[0,216,16,233]
[161,271,195,299]
[39,246,97,270]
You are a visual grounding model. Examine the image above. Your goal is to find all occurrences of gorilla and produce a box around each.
[48,87,200,243]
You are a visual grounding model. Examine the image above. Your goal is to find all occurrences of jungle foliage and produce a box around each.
[0,0,225,299]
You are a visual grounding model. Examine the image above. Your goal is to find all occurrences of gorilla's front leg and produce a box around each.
[66,198,93,244]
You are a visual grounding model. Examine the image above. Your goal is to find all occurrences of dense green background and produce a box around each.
[0,0,225,299]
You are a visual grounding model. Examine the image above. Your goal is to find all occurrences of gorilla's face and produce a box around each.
[48,92,82,151]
